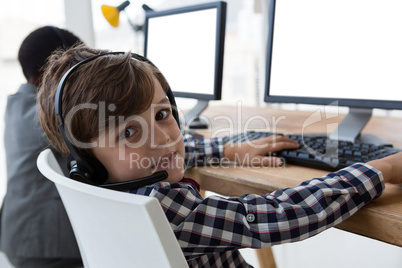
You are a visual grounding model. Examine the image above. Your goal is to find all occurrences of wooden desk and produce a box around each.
[185,105,402,247]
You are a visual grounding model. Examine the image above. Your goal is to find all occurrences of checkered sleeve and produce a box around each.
[236,163,385,247]
[131,163,384,262]
[183,134,224,168]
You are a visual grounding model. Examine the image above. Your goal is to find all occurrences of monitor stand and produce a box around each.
[180,100,209,139]
[183,100,209,129]
[328,108,392,146]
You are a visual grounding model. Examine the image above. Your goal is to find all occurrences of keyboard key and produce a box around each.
[297,153,310,159]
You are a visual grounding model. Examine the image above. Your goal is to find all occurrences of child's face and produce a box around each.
[91,78,185,184]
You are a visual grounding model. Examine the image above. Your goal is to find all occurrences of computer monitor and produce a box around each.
[143,1,226,129]
[265,0,402,145]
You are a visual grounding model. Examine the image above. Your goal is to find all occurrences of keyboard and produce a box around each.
[222,131,402,171]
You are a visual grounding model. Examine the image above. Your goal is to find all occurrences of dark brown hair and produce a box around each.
[38,44,169,157]
[18,26,82,84]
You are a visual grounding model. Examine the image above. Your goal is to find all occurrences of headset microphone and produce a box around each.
[55,52,178,190]
[99,171,168,190]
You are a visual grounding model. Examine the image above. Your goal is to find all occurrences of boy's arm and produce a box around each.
[151,162,384,252]
[234,163,385,247]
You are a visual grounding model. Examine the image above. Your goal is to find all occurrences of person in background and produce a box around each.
[0,26,84,268]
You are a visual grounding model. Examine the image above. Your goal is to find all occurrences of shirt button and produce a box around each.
[246,214,255,223]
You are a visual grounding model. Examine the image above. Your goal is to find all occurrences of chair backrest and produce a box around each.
[37,149,188,268]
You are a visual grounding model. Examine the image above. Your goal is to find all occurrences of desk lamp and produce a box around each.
[101,1,146,32]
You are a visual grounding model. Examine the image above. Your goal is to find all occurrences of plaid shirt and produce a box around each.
[129,135,385,267]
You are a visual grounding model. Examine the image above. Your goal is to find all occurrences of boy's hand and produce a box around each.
[223,135,299,167]
[367,152,402,184]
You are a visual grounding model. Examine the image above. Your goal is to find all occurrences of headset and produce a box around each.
[55,52,180,190]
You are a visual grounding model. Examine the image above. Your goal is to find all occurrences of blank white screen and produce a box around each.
[269,0,402,101]
[146,8,217,96]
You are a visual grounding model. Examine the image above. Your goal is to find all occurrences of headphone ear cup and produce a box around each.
[69,162,93,183]
[67,154,108,185]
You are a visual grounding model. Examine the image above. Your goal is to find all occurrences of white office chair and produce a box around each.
[37,149,188,268]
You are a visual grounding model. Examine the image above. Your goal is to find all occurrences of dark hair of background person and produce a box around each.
[18,26,82,86]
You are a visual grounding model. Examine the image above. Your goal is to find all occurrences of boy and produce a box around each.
[38,44,402,267]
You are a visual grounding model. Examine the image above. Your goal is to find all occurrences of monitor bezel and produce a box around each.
[143,1,226,101]
[264,0,402,110]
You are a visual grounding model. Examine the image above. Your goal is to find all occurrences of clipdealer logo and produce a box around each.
[301,102,340,167]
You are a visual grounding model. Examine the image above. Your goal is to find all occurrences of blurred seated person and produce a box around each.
[0,26,83,268]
